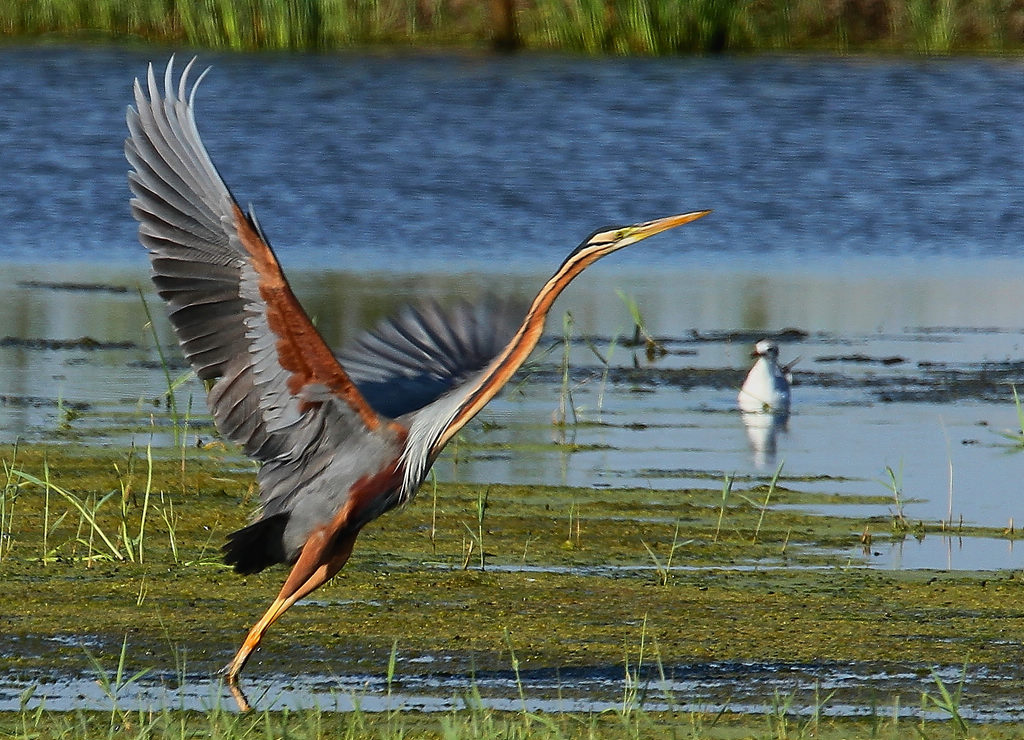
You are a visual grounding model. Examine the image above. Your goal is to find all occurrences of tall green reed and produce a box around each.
[553,311,578,428]
[752,461,783,544]
[0,441,20,562]
[139,288,192,448]
[2,0,1022,53]
[11,440,160,564]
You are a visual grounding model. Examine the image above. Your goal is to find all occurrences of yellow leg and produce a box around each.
[223,529,359,689]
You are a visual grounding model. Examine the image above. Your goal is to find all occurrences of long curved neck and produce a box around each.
[429,251,600,454]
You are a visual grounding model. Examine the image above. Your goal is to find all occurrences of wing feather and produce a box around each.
[126,58,399,515]
[339,299,524,419]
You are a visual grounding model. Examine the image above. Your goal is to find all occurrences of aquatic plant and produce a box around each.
[882,462,911,535]
[9,442,165,564]
[640,519,688,587]
[616,289,665,362]
[2,427,1022,733]
[752,461,783,544]
[14,464,125,563]
[619,612,649,715]
[113,441,155,564]
[907,0,958,52]
[84,636,151,731]
[553,311,579,428]
[462,484,491,570]
[139,289,193,448]
[0,442,19,562]
[566,496,580,548]
[921,668,970,737]
[712,472,733,544]
[582,331,619,418]
[997,385,1024,447]
[55,392,82,433]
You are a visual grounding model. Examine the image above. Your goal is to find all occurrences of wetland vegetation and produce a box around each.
[1,0,1023,54]
[2,39,1024,734]
[3,428,1024,736]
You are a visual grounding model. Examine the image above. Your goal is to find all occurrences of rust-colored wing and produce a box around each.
[126,59,389,474]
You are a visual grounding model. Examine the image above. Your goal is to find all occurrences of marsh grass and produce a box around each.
[0,443,18,562]
[0,433,1019,734]
[882,463,912,535]
[461,484,491,570]
[580,331,619,419]
[54,441,155,563]
[751,462,783,544]
[85,636,151,730]
[139,289,194,448]
[619,613,650,714]
[641,520,689,587]
[4,0,1022,52]
[2,443,202,566]
[55,392,82,433]
[712,472,733,544]
[553,311,580,428]
[997,385,1024,447]
[921,668,970,737]
[0,699,988,740]
[0,451,1022,735]
[15,465,126,562]
[616,289,665,362]
[907,0,958,52]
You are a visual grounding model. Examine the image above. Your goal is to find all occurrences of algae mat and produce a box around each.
[1,444,1023,721]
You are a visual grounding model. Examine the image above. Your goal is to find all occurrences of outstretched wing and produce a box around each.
[339,299,525,419]
[126,59,394,491]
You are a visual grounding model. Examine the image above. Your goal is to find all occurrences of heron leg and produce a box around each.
[223,528,359,689]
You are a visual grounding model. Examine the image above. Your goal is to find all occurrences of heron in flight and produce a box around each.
[125,58,709,689]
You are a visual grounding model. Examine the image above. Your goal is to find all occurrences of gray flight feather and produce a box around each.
[126,58,407,562]
[126,59,535,567]
[340,298,524,420]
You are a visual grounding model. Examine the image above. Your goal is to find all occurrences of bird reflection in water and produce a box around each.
[738,339,795,468]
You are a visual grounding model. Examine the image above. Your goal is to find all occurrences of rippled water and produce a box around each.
[4,47,1024,268]
[3,47,1024,566]
[3,660,1023,721]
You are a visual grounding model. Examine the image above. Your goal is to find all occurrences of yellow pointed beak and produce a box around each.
[623,210,711,244]
[563,209,712,270]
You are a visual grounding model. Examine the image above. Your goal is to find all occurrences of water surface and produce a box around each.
[2,47,1024,566]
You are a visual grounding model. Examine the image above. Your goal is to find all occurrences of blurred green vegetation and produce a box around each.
[0,0,1022,54]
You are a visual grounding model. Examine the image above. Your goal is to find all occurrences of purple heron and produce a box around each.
[125,58,709,689]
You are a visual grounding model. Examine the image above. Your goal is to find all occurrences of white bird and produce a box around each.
[738,339,792,414]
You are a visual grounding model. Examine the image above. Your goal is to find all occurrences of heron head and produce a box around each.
[560,210,711,270]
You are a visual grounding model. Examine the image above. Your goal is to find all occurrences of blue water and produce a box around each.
[2,46,1024,562]
[2,47,1024,271]
[5,44,1024,721]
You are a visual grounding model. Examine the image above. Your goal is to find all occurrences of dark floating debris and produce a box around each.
[816,354,906,366]
[0,394,89,410]
[0,336,137,351]
[17,280,128,294]
[127,358,189,370]
[689,328,809,344]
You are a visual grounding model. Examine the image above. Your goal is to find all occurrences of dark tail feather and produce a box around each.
[223,513,290,575]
